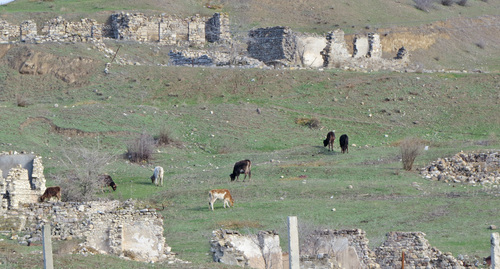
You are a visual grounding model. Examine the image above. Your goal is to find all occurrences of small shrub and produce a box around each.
[295,117,320,129]
[457,0,468,6]
[400,137,424,171]
[126,132,155,163]
[413,0,435,11]
[16,94,29,107]
[156,126,173,145]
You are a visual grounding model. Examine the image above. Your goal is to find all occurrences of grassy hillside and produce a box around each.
[0,0,499,267]
[0,40,499,268]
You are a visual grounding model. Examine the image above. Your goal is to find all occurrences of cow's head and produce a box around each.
[111,183,117,191]
[230,174,236,181]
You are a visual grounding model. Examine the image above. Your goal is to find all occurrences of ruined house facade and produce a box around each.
[0,151,46,212]
[0,12,231,46]
[0,13,409,70]
[211,229,466,269]
[0,151,181,263]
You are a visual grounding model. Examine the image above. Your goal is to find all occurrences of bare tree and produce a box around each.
[400,137,424,171]
[53,147,115,201]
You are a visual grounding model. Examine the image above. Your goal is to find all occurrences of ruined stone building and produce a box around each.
[0,151,46,212]
[0,12,409,70]
[0,12,230,46]
[0,151,181,264]
[211,229,466,269]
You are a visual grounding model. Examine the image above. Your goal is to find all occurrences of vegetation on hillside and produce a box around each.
[0,0,499,267]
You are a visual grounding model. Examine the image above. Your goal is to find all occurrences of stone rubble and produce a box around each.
[421,151,500,184]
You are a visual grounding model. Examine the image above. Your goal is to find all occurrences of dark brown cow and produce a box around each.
[230,159,251,182]
[99,174,117,191]
[339,134,349,154]
[39,186,61,202]
[323,131,335,151]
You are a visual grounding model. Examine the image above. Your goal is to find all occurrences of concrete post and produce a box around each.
[492,232,500,269]
[288,216,300,269]
[43,224,53,269]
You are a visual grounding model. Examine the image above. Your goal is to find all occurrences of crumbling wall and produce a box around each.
[210,229,283,269]
[321,29,351,68]
[205,12,231,43]
[375,232,464,269]
[296,34,326,68]
[301,229,379,269]
[0,152,46,211]
[247,26,297,65]
[111,12,225,46]
[6,199,182,263]
[0,19,19,42]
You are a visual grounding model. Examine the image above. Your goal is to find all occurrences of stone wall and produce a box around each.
[0,12,229,47]
[248,27,409,71]
[212,229,469,269]
[247,26,297,65]
[300,229,379,269]
[375,232,464,269]
[0,151,46,211]
[0,19,19,43]
[210,229,283,269]
[4,199,183,263]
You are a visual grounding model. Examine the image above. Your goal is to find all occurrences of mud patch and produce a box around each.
[6,45,96,84]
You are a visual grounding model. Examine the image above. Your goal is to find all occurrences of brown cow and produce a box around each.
[230,159,251,182]
[99,174,117,191]
[323,131,335,151]
[39,186,61,202]
[209,189,234,211]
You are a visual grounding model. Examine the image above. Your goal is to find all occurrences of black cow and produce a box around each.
[40,186,61,202]
[339,134,349,154]
[99,174,117,191]
[323,131,335,151]
[230,159,252,182]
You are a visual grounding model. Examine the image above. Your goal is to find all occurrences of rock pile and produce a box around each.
[375,232,464,269]
[420,151,500,184]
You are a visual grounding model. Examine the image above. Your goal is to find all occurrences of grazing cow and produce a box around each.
[150,166,164,186]
[323,131,335,151]
[39,186,61,202]
[99,174,117,191]
[230,159,251,182]
[209,189,234,211]
[339,134,349,154]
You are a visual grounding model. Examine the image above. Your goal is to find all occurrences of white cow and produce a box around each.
[150,166,164,186]
[208,189,234,211]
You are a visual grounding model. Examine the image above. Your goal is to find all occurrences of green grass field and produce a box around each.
[0,44,499,267]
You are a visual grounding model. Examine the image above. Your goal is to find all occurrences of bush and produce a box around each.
[54,147,115,202]
[457,0,467,5]
[413,0,435,11]
[400,137,424,171]
[126,132,155,163]
[295,117,320,129]
[155,126,173,146]
[16,94,29,107]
